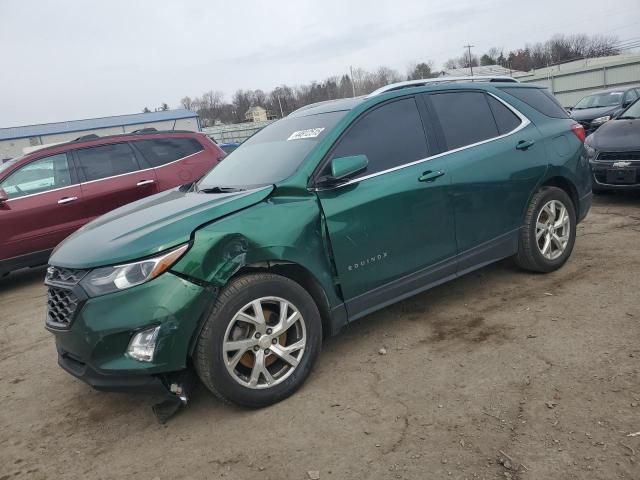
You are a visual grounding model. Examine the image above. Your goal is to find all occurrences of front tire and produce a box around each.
[514,187,576,273]
[194,273,322,407]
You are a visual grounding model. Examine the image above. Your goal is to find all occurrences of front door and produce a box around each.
[73,142,158,222]
[0,153,84,262]
[315,97,457,318]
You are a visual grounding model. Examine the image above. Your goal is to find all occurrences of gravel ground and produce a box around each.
[1,193,639,480]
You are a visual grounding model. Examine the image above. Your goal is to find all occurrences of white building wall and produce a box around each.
[518,56,640,107]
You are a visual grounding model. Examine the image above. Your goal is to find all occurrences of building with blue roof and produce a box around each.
[0,109,200,159]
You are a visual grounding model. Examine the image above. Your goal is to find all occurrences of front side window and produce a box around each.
[134,138,204,167]
[76,143,140,182]
[0,153,72,199]
[429,92,500,150]
[326,97,429,177]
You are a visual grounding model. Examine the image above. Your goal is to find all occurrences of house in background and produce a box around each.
[244,106,277,122]
[244,106,268,122]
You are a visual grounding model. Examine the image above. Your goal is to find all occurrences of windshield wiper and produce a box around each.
[199,186,246,194]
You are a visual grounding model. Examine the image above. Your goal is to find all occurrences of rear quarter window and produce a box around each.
[134,138,204,167]
[499,87,568,119]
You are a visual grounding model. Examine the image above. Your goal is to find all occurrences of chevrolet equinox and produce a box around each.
[45,78,592,410]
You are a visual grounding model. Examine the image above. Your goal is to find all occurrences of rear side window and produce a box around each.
[134,138,204,167]
[328,97,429,177]
[499,87,568,118]
[428,92,499,150]
[0,153,72,199]
[76,143,140,182]
[486,95,522,134]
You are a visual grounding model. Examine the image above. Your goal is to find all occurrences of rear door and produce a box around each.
[315,97,457,316]
[0,153,84,261]
[424,90,545,271]
[132,137,215,190]
[73,142,158,222]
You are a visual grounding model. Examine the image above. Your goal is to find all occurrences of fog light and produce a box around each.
[127,326,161,362]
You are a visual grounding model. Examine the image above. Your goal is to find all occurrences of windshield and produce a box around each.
[619,100,640,119]
[574,92,623,109]
[198,111,345,189]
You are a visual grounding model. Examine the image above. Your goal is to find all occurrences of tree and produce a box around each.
[142,107,151,113]
[160,103,169,111]
[180,96,194,110]
[407,62,435,80]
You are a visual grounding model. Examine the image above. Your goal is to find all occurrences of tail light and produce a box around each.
[571,123,586,143]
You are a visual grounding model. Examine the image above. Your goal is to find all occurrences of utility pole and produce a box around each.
[464,44,474,76]
[277,95,284,118]
[350,65,356,97]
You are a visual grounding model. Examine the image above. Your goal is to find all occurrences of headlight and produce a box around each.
[584,143,597,160]
[80,244,189,297]
[591,115,610,125]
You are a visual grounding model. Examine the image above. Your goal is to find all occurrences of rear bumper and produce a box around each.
[578,191,592,223]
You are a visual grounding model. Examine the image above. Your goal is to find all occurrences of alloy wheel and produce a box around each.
[222,297,306,389]
[535,200,570,260]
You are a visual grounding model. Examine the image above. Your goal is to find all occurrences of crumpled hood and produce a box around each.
[589,118,640,151]
[50,185,274,269]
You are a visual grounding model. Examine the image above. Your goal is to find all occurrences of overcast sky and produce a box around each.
[1,0,638,126]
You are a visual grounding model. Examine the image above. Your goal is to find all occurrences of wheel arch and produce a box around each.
[227,261,345,339]
[539,175,579,214]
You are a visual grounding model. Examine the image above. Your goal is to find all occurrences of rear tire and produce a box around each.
[514,187,576,273]
[194,273,322,407]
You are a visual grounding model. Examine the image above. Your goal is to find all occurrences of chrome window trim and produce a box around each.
[311,92,530,191]
[2,150,202,202]
[3,184,80,203]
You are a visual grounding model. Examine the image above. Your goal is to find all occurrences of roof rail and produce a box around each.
[74,133,100,141]
[130,127,158,133]
[367,76,518,97]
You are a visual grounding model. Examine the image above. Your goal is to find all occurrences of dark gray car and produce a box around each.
[571,86,640,133]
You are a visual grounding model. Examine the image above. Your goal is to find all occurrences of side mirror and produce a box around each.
[330,155,368,180]
[0,188,8,203]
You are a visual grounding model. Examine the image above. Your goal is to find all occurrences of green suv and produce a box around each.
[46,78,592,409]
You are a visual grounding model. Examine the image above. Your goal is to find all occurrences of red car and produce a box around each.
[0,130,224,276]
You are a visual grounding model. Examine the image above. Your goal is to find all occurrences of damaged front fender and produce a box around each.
[171,191,342,308]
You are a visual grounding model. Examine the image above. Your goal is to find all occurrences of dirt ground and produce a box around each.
[1,193,639,480]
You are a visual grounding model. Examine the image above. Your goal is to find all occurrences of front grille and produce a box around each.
[45,265,88,329]
[47,287,80,328]
[45,266,87,286]
[597,151,640,162]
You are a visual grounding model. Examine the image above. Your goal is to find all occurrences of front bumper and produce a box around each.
[47,271,213,392]
[590,161,640,190]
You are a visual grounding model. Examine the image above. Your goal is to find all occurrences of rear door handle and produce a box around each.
[57,196,78,204]
[516,139,535,150]
[419,170,445,182]
[136,179,155,186]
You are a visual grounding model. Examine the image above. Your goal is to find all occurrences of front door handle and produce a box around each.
[57,196,78,204]
[516,139,535,150]
[136,179,155,187]
[419,170,445,182]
